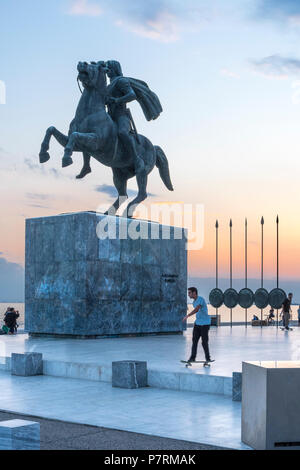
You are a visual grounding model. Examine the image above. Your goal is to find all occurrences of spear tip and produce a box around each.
[215,220,219,228]
[229,219,232,227]
[276,215,279,223]
[261,216,264,225]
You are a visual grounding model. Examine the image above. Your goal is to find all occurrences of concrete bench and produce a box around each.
[0,419,40,450]
[11,352,43,376]
[112,361,147,389]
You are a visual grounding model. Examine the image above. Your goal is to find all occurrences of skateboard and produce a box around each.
[180,360,215,368]
[280,327,293,331]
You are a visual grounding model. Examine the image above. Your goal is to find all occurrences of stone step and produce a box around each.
[0,356,232,396]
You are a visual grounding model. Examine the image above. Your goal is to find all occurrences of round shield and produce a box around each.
[269,288,286,310]
[254,288,269,309]
[209,288,224,308]
[224,288,239,309]
[238,288,254,309]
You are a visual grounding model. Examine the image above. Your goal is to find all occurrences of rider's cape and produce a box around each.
[127,77,163,121]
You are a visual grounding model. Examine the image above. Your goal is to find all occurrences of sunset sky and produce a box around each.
[1,0,300,299]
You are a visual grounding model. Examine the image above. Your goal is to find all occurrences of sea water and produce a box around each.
[1,303,299,330]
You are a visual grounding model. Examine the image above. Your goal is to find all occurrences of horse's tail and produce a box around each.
[155,146,174,191]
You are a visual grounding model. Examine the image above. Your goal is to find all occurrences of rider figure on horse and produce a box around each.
[39,59,173,216]
[77,60,163,179]
[105,60,144,175]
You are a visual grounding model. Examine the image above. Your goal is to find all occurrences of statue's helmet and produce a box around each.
[105,60,123,77]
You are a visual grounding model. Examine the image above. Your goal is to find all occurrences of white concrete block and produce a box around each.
[11,352,43,376]
[0,419,40,450]
[242,361,300,450]
[112,361,148,388]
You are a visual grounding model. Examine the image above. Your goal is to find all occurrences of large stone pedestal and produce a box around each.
[25,212,187,337]
[242,361,300,450]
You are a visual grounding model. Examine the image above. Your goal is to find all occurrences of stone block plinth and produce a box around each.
[11,353,43,376]
[232,372,242,401]
[112,360,147,388]
[25,212,187,337]
[0,420,40,450]
[242,361,300,450]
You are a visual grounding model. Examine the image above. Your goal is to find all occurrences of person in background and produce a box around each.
[3,307,11,318]
[4,308,19,335]
[281,293,293,331]
[1,308,11,334]
[252,314,259,321]
[182,287,212,363]
[297,305,300,326]
[268,308,275,325]
[14,310,20,333]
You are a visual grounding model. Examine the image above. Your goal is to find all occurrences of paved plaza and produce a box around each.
[0,411,226,450]
[1,326,300,377]
[0,372,245,449]
[0,326,299,450]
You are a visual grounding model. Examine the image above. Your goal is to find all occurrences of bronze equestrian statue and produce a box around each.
[39,61,173,216]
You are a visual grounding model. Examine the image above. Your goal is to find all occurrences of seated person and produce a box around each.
[252,314,259,321]
[268,308,275,323]
[4,308,20,335]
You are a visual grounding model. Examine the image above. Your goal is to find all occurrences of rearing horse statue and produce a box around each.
[39,61,173,217]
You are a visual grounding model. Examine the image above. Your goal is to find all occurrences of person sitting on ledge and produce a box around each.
[252,314,259,321]
[4,308,19,335]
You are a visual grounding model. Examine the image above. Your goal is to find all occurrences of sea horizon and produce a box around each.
[1,302,299,331]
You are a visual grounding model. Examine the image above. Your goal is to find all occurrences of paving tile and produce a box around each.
[0,371,249,449]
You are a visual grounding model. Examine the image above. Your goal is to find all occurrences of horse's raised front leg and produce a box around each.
[62,132,99,168]
[124,172,148,218]
[39,126,69,163]
[76,152,92,179]
[104,169,128,215]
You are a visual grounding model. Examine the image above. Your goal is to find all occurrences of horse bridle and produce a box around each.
[77,77,83,95]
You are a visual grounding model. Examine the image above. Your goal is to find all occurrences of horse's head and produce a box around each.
[77,61,107,92]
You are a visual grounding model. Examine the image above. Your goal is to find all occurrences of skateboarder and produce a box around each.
[281,293,293,330]
[182,287,212,363]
